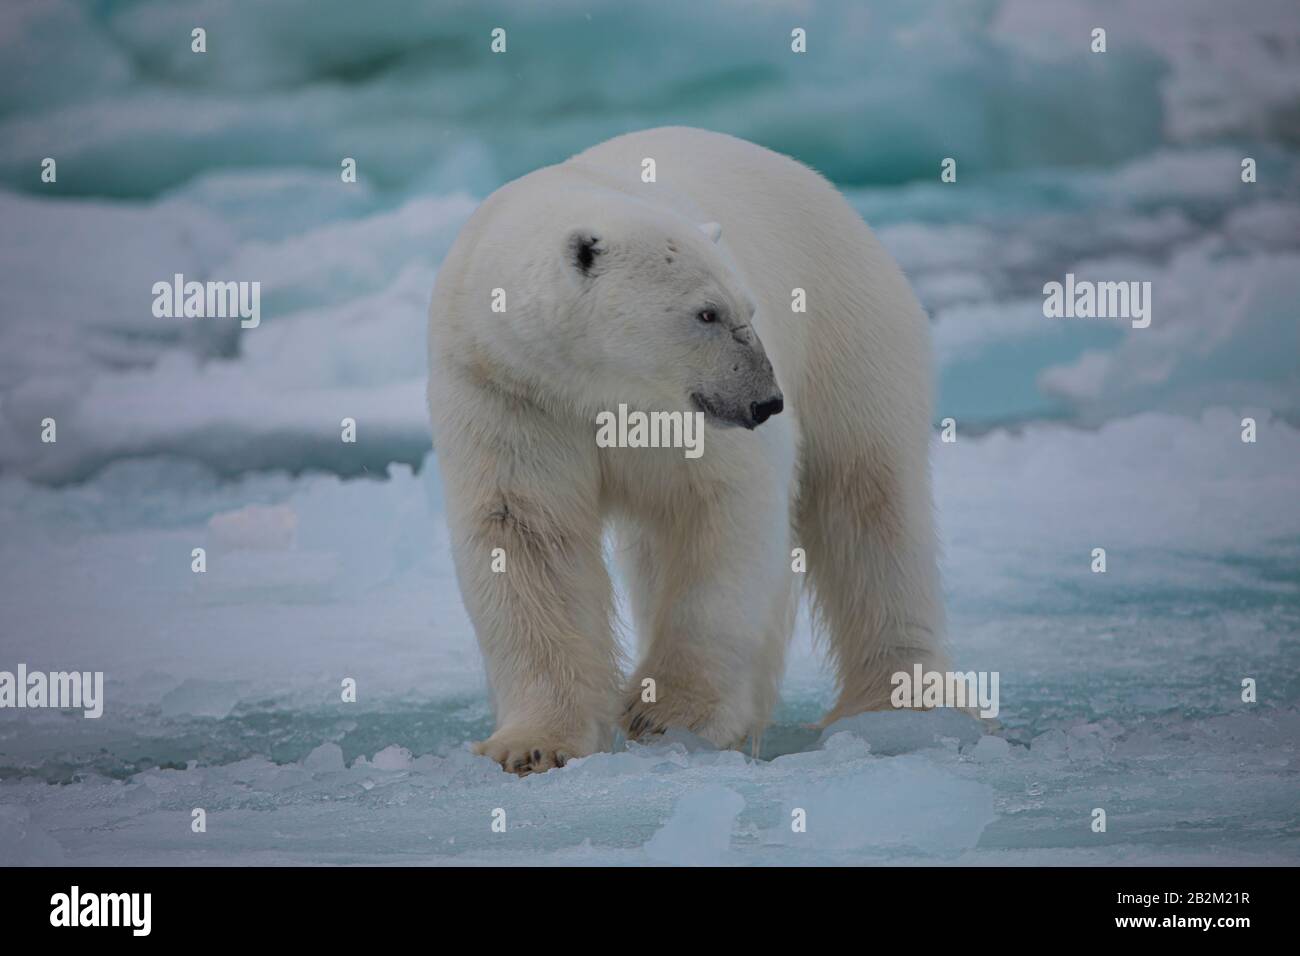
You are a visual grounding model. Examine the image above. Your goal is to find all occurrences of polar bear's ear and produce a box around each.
[698,221,722,243]
[566,229,604,277]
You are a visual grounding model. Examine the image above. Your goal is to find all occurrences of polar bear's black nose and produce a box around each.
[750,396,784,426]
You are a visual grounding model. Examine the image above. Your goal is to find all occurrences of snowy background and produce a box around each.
[1,0,1298,865]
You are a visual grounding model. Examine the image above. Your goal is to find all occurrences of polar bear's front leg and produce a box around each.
[436,402,622,776]
[618,474,795,751]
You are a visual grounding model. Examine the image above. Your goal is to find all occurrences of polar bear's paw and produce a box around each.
[815,694,897,729]
[621,686,745,750]
[819,646,955,728]
[473,730,580,777]
[621,697,671,740]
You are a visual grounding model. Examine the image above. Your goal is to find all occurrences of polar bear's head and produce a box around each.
[548,208,784,430]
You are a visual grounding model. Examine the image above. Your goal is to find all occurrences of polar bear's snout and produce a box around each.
[690,325,784,430]
[750,394,784,426]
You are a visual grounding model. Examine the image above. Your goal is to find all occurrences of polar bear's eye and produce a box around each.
[697,309,719,324]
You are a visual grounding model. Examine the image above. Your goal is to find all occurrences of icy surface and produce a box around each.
[1,0,1298,864]
[1,412,1295,865]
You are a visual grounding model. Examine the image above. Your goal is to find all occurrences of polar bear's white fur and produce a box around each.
[428,127,948,774]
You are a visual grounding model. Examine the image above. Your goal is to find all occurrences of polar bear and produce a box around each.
[428,127,948,774]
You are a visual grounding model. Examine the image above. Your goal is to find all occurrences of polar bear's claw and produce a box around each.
[621,684,743,748]
[474,734,576,776]
[625,710,666,739]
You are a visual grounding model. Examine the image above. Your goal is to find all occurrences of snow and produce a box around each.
[1,411,1295,865]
